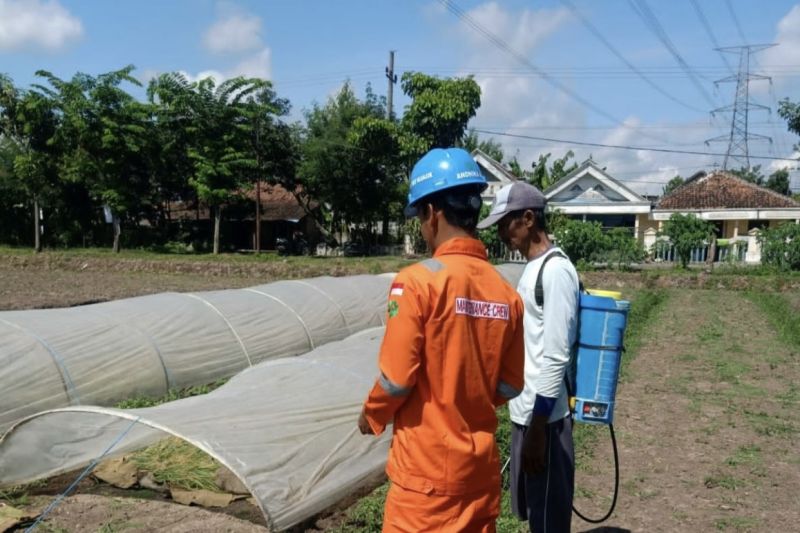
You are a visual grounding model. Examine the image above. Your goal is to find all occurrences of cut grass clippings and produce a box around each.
[129,437,221,492]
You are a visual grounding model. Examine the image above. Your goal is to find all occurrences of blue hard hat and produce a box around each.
[404,147,488,217]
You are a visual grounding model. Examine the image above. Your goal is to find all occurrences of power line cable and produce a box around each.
[688,0,735,73]
[559,0,705,113]
[473,128,799,162]
[628,0,717,107]
[725,0,749,45]
[437,0,642,130]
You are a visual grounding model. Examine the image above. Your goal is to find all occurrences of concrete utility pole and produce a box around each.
[385,50,397,120]
[705,44,776,170]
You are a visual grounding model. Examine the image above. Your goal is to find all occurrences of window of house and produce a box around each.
[570,185,582,192]
[594,184,605,192]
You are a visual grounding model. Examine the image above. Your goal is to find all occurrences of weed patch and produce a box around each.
[129,437,221,491]
[115,379,228,409]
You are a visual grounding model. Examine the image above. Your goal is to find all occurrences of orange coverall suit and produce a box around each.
[362,237,525,532]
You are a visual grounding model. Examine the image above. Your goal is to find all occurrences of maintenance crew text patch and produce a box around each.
[455,298,509,321]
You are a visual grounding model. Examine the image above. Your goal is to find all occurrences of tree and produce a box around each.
[729,165,765,186]
[0,75,59,251]
[778,98,800,146]
[149,73,269,254]
[35,66,152,253]
[660,213,715,268]
[662,175,684,196]
[510,150,578,190]
[398,72,481,162]
[460,129,504,162]
[765,168,791,196]
[300,83,403,243]
[605,227,645,270]
[552,219,607,264]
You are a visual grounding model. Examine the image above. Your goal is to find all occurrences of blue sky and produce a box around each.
[2,0,799,194]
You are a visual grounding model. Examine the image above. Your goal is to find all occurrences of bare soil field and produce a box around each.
[2,256,798,532]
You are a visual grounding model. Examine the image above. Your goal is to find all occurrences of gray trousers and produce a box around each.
[510,417,574,533]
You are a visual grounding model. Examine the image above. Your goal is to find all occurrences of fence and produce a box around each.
[651,238,749,264]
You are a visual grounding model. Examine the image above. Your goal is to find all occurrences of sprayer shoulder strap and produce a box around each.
[534,250,570,308]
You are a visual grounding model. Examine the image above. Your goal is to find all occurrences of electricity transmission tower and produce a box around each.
[706,44,776,170]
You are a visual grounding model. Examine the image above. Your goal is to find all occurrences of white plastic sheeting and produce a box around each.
[0,275,393,432]
[0,328,391,531]
[0,263,526,530]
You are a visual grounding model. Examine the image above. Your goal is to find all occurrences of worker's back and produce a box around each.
[379,237,524,496]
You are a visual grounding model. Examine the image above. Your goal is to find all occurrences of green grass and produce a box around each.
[129,437,221,492]
[618,289,669,382]
[115,379,228,409]
[0,479,47,507]
[704,473,744,490]
[725,445,762,467]
[714,516,760,531]
[744,292,800,349]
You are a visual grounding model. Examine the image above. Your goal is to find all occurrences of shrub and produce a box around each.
[553,219,607,264]
[758,222,800,270]
[660,213,715,268]
[605,227,645,270]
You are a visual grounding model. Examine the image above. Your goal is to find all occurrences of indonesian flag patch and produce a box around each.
[390,283,404,296]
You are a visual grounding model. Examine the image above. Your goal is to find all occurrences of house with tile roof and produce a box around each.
[543,158,653,240]
[649,171,800,263]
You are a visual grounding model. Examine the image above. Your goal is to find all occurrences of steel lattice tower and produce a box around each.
[706,44,776,170]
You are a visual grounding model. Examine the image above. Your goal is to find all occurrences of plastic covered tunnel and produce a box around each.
[0,274,394,432]
[0,328,391,531]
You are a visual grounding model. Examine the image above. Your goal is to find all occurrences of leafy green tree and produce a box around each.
[460,129,504,162]
[662,175,684,196]
[398,72,481,162]
[758,222,800,271]
[553,219,608,264]
[34,66,152,253]
[778,98,800,147]
[149,73,268,254]
[729,165,765,186]
[477,203,502,257]
[660,213,715,268]
[509,151,578,190]
[300,83,403,243]
[0,74,60,251]
[765,168,791,196]
[605,227,645,270]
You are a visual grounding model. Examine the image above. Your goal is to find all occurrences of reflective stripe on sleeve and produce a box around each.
[379,373,413,397]
[496,380,521,400]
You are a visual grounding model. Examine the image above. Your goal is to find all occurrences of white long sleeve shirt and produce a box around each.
[508,247,580,426]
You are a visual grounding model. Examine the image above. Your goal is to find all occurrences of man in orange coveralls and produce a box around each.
[358,147,525,532]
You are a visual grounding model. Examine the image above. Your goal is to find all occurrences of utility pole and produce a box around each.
[385,50,397,120]
[705,44,776,170]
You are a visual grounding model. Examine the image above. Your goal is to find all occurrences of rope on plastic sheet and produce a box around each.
[24,416,141,532]
[84,308,175,392]
[0,318,81,405]
[244,289,316,350]
[288,280,351,334]
[181,294,253,367]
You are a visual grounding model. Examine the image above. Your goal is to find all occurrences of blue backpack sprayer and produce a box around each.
[535,252,629,523]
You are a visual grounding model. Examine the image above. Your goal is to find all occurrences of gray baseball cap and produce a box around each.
[476,181,547,229]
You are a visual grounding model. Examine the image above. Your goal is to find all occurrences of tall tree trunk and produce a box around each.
[33,197,41,253]
[255,181,261,253]
[112,215,121,253]
[213,205,222,255]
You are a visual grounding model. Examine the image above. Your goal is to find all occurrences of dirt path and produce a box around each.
[573,290,799,532]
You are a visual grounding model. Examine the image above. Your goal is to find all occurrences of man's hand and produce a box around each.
[521,416,548,475]
[358,408,374,435]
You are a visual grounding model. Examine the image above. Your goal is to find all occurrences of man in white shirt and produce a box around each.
[478,181,580,533]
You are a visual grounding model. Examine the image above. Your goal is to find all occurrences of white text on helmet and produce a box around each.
[456,170,482,179]
[411,171,433,187]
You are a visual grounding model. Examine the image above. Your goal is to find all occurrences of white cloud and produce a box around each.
[0,0,83,52]
[752,5,800,96]
[203,13,263,54]
[178,47,271,84]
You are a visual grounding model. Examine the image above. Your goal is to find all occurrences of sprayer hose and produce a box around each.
[573,423,619,524]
